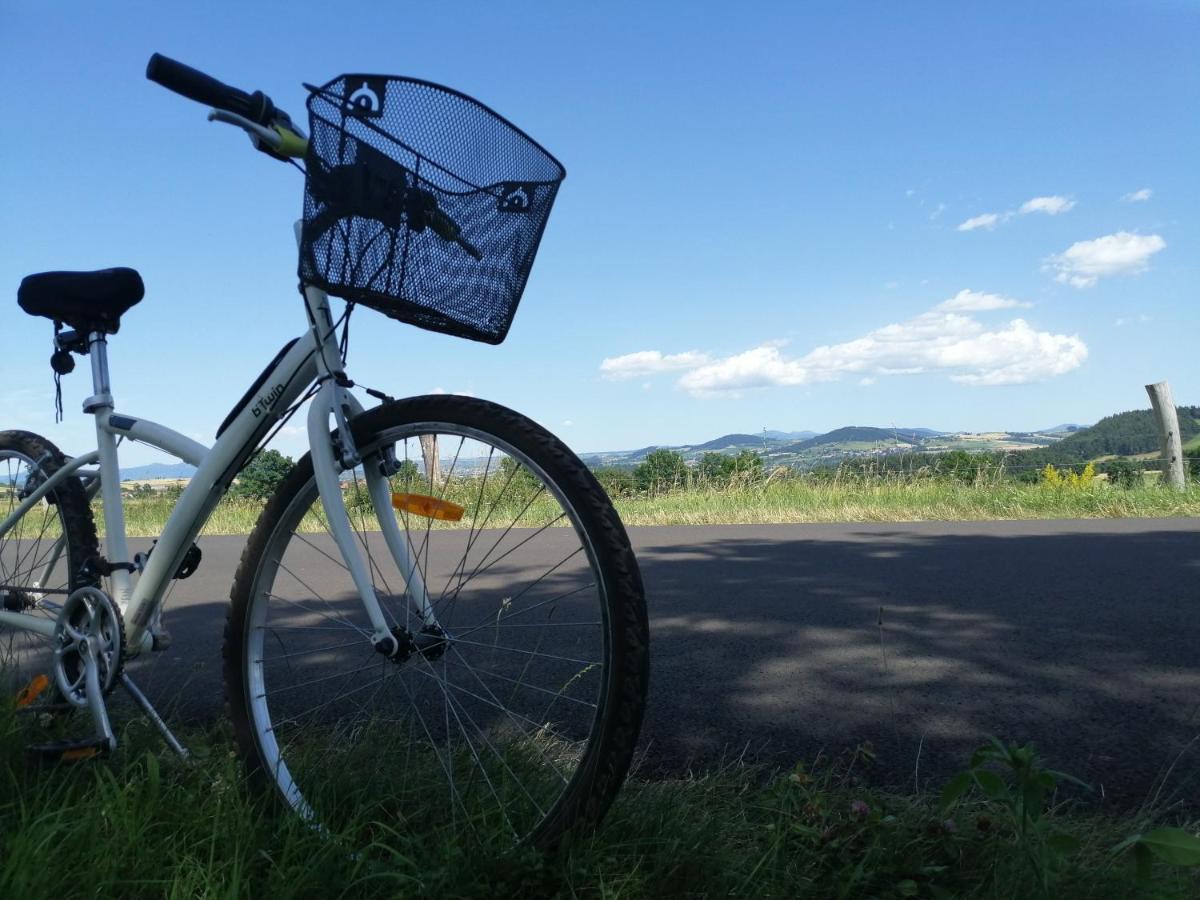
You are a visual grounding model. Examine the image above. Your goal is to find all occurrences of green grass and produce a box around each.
[2,706,1196,898]
[610,477,1200,526]
[94,477,1200,538]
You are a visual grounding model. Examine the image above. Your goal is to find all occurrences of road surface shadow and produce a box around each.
[120,523,1199,811]
[630,524,1200,810]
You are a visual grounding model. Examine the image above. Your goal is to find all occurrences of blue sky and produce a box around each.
[2,1,1196,465]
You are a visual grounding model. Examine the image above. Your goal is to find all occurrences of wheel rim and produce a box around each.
[0,449,71,710]
[242,422,612,844]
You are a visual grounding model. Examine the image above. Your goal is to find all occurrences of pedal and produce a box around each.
[27,736,111,764]
[15,674,51,708]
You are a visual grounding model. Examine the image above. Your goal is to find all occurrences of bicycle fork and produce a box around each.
[307,372,443,660]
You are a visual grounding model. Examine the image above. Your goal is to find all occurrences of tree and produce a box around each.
[230,449,294,501]
[698,452,735,483]
[634,449,688,493]
[592,466,636,498]
[730,450,763,477]
[699,450,763,485]
[388,459,422,491]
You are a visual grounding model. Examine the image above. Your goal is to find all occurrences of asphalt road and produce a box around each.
[120,518,1199,808]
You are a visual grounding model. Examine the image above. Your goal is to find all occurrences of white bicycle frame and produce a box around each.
[0,275,434,659]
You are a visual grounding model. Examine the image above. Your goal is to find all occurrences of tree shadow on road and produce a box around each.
[628,523,1200,811]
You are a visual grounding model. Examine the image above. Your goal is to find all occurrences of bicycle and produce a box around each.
[0,54,649,849]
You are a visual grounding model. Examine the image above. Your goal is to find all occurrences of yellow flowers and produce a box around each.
[1040,462,1096,489]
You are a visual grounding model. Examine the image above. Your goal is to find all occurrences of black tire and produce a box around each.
[0,430,99,709]
[224,396,649,848]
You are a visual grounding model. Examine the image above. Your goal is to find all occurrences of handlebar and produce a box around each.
[146,53,276,124]
[147,54,478,260]
[146,53,307,160]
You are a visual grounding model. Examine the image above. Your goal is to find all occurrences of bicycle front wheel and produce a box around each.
[224,396,649,848]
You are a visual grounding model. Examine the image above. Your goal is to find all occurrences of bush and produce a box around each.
[698,452,735,483]
[634,449,688,494]
[592,466,636,498]
[388,459,422,491]
[697,450,763,486]
[1103,457,1142,489]
[230,449,294,501]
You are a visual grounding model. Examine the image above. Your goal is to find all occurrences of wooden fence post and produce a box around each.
[1145,381,1185,490]
[419,434,440,486]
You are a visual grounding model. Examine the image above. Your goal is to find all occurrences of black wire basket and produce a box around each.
[299,75,565,344]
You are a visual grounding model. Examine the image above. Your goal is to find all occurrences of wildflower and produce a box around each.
[850,800,870,817]
[941,819,957,834]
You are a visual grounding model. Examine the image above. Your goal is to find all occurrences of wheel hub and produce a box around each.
[375,623,450,666]
[2,587,36,612]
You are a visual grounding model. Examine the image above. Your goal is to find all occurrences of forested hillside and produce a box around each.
[789,426,931,450]
[1016,406,1200,466]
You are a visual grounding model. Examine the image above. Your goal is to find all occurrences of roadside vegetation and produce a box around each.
[3,701,1198,898]
[90,445,1200,538]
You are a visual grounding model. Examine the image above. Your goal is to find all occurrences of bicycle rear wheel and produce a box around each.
[0,431,98,711]
[224,396,649,848]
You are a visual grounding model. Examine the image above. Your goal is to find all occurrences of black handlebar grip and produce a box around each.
[146,53,256,120]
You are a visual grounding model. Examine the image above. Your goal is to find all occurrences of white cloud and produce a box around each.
[1019,195,1075,216]
[957,212,1002,232]
[1114,314,1152,327]
[562,419,574,427]
[678,345,810,394]
[958,194,1075,233]
[1122,188,1152,202]
[936,289,1031,312]
[612,290,1086,396]
[599,349,712,380]
[1045,231,1166,288]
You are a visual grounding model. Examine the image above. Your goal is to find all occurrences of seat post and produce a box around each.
[85,327,134,613]
[83,331,113,413]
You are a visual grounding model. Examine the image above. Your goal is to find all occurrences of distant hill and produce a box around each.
[1034,423,1086,434]
[790,426,930,450]
[120,462,196,482]
[579,421,1066,470]
[691,433,772,451]
[1017,407,1200,466]
[762,430,817,441]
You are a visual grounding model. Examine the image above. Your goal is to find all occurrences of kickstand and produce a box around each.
[119,672,189,759]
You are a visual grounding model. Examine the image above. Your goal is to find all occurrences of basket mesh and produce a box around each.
[300,75,565,344]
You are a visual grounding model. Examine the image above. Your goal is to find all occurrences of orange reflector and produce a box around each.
[16,674,49,709]
[391,493,465,521]
[62,746,102,762]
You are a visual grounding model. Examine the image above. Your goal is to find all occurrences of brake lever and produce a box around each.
[207,108,283,151]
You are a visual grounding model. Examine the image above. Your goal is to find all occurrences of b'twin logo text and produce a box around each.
[252,384,285,419]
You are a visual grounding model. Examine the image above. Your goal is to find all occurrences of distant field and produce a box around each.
[80,476,1200,537]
